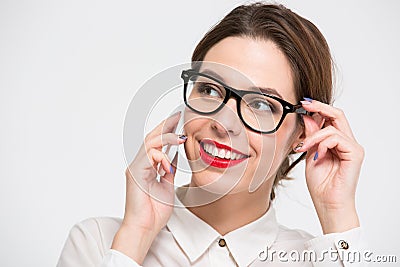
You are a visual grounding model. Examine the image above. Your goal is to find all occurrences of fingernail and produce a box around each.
[300,101,311,105]
[169,165,174,174]
[178,134,187,140]
[313,151,319,161]
[303,97,313,102]
[294,142,304,152]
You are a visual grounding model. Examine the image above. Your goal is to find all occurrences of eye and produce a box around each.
[196,82,223,98]
[248,99,274,112]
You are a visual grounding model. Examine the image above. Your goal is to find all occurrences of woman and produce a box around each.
[58,3,366,266]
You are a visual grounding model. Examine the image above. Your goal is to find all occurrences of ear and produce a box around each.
[291,120,306,152]
[291,114,325,151]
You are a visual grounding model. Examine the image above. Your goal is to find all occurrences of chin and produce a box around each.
[188,167,257,196]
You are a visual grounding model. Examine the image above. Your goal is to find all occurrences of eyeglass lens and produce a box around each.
[185,74,283,133]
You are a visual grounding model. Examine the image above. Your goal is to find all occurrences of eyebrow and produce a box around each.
[200,69,284,99]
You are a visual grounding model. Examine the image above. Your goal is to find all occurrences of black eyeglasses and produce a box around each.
[181,69,308,134]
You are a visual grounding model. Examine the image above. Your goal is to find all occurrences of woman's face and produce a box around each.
[183,36,301,195]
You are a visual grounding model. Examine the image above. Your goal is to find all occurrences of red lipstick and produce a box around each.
[199,139,249,168]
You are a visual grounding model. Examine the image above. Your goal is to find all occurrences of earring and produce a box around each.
[293,142,304,153]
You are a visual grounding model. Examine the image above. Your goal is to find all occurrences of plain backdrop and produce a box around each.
[1,0,399,266]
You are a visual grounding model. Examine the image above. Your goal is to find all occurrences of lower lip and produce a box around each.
[199,142,248,168]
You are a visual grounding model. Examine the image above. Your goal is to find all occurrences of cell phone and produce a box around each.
[164,106,185,163]
[157,106,186,181]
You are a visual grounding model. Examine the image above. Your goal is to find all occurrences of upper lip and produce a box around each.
[200,138,250,157]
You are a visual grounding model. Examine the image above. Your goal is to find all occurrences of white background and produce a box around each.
[1,0,399,266]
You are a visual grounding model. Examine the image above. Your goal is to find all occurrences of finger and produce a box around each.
[300,115,321,161]
[160,157,172,175]
[151,146,180,176]
[146,133,187,150]
[297,125,346,152]
[146,111,181,140]
[302,129,364,163]
[162,151,178,184]
[314,135,354,161]
[302,114,321,138]
[155,132,186,176]
[157,149,177,177]
[147,148,171,173]
[315,135,365,166]
[301,99,355,139]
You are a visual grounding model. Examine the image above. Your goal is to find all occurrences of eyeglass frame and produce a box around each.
[181,69,309,134]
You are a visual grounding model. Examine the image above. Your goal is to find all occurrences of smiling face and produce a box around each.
[183,36,302,195]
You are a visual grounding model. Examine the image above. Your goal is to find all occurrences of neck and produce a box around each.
[182,182,272,235]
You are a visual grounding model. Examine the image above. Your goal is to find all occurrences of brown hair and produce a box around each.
[191,2,334,200]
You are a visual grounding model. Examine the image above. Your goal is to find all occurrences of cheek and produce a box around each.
[183,110,208,135]
[252,117,298,179]
[250,134,276,186]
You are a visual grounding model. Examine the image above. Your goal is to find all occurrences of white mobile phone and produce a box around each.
[157,106,186,181]
[164,107,185,163]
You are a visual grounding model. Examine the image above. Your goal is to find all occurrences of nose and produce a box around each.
[210,98,243,137]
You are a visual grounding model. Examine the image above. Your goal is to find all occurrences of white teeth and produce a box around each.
[231,152,237,160]
[213,147,218,157]
[203,142,247,160]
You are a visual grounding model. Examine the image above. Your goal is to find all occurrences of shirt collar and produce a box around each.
[166,190,220,262]
[166,188,280,267]
[223,205,279,266]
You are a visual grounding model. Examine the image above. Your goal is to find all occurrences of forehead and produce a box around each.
[202,36,296,103]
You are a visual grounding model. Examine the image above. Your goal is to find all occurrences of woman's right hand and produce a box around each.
[111,111,186,264]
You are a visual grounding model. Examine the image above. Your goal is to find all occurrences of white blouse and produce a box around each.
[57,190,366,267]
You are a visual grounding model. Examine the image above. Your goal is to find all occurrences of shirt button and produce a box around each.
[218,238,226,247]
[338,240,349,250]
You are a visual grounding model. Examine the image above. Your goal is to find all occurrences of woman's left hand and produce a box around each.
[296,99,365,234]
